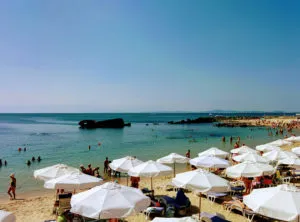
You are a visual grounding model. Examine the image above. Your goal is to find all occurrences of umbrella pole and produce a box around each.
[198,192,202,220]
[127,174,128,186]
[173,162,176,177]
[151,177,153,190]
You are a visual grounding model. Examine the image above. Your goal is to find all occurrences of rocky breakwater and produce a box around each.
[168,117,216,124]
[79,118,131,129]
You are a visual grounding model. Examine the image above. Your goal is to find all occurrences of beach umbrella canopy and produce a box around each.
[198,147,229,159]
[152,217,197,222]
[34,164,80,181]
[263,150,298,162]
[285,136,300,143]
[109,156,144,173]
[189,156,230,169]
[157,153,189,164]
[172,169,230,192]
[0,210,16,222]
[225,161,275,178]
[157,153,189,177]
[172,169,230,219]
[292,147,300,156]
[244,184,300,221]
[70,182,150,219]
[232,153,269,163]
[267,139,292,147]
[256,144,281,152]
[230,146,256,154]
[278,157,300,166]
[128,160,173,189]
[44,172,103,190]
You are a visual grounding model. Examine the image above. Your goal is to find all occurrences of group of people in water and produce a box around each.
[26,156,42,166]
[0,159,8,167]
[17,147,42,166]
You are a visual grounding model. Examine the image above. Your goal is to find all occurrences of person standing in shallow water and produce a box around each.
[8,173,16,200]
[185,149,190,158]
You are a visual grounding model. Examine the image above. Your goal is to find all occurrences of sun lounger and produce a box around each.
[198,212,230,222]
[159,189,191,216]
[205,192,228,204]
[142,188,155,198]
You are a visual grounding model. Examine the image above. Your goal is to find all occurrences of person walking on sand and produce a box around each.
[8,173,16,200]
[104,157,109,174]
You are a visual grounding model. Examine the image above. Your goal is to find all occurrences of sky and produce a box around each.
[0,0,299,113]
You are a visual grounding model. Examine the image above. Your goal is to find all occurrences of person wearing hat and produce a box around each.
[7,173,16,200]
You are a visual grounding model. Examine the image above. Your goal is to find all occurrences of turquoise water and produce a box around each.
[0,113,295,195]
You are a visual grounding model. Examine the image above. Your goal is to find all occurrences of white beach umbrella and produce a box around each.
[70,182,150,219]
[267,139,292,147]
[172,169,230,219]
[198,147,229,159]
[232,153,269,163]
[109,156,144,173]
[109,156,144,185]
[285,136,300,143]
[263,150,298,162]
[255,144,281,152]
[230,146,257,154]
[244,184,300,221]
[152,217,197,222]
[225,161,274,178]
[34,164,80,181]
[189,156,230,169]
[278,157,300,166]
[128,160,173,190]
[0,210,16,222]
[157,153,189,177]
[292,147,300,156]
[44,172,103,191]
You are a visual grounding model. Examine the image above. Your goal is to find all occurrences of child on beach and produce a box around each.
[7,173,16,200]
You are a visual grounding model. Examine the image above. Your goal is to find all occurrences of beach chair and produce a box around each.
[159,189,191,216]
[56,193,72,215]
[198,212,230,222]
[223,199,245,216]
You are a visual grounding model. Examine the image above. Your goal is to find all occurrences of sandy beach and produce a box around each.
[222,116,299,128]
[0,176,247,222]
[1,140,299,222]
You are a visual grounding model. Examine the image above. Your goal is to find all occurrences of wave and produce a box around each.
[29,132,52,136]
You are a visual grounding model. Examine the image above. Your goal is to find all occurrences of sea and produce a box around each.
[0,112,297,196]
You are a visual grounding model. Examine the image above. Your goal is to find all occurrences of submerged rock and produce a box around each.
[168,117,216,124]
[79,118,131,129]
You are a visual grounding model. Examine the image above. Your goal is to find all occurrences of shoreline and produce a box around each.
[218,116,299,129]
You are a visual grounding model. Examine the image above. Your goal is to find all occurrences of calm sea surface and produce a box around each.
[0,113,297,196]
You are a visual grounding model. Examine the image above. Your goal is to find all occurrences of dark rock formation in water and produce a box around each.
[214,122,256,128]
[79,118,131,129]
[168,117,216,125]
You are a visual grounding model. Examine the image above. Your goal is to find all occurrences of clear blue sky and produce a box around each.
[0,0,299,112]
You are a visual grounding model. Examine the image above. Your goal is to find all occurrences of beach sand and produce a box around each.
[223,116,299,127]
[0,174,247,222]
[1,142,299,222]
